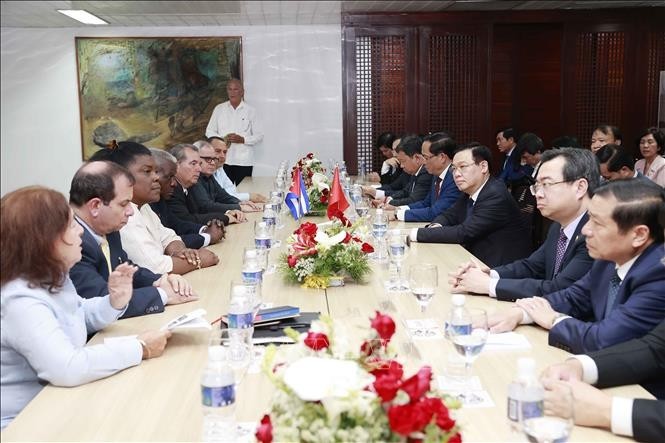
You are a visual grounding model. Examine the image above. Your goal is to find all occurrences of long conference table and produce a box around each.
[2,177,652,442]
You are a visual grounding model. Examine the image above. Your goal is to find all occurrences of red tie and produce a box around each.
[434,177,443,200]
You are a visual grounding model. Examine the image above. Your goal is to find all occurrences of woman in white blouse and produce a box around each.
[634,127,665,187]
[0,186,171,429]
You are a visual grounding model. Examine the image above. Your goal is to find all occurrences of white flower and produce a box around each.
[283,357,374,401]
[314,229,346,249]
[312,172,330,191]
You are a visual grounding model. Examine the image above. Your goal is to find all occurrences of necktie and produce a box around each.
[465,198,474,220]
[434,177,443,200]
[552,229,568,275]
[604,271,622,318]
[100,236,112,274]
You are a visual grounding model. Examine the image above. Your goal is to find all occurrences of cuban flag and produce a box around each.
[285,168,310,220]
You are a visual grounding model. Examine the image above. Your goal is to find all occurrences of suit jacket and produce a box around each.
[588,320,665,441]
[379,168,410,193]
[69,228,164,319]
[149,199,205,249]
[546,243,665,354]
[380,165,403,186]
[498,148,533,185]
[388,166,433,207]
[404,167,461,222]
[191,175,241,213]
[166,182,230,225]
[493,213,593,301]
[417,177,532,267]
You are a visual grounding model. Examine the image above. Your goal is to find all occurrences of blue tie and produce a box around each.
[604,271,621,318]
[466,198,474,220]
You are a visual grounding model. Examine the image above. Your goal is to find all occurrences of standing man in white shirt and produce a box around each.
[205,78,263,185]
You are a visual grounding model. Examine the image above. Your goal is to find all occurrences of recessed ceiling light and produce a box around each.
[57,10,108,25]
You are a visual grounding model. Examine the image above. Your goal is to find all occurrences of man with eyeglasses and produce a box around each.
[488,178,665,354]
[190,142,259,218]
[409,143,531,267]
[448,148,597,301]
[165,144,243,225]
[383,133,461,222]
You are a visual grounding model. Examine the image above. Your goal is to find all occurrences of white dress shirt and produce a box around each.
[572,355,635,438]
[213,166,250,201]
[120,203,182,274]
[205,100,263,167]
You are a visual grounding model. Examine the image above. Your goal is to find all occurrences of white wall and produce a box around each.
[1,25,343,196]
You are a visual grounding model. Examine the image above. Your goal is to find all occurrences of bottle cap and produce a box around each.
[451,294,466,306]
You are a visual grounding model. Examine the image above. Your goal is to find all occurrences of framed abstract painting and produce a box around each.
[75,37,242,159]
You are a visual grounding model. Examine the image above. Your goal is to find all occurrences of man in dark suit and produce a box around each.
[496,126,532,186]
[489,179,665,354]
[165,143,244,226]
[541,320,665,442]
[149,148,224,249]
[410,144,531,268]
[595,143,644,181]
[69,161,197,319]
[449,148,599,301]
[361,135,433,207]
[386,132,461,222]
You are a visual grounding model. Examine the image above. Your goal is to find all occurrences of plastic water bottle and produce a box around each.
[445,294,472,339]
[227,287,255,350]
[201,346,236,442]
[507,357,544,433]
[358,160,366,184]
[262,204,277,228]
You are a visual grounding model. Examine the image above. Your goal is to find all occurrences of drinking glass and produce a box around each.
[386,229,408,291]
[243,246,269,277]
[268,196,284,229]
[409,264,438,313]
[350,184,363,205]
[522,384,574,443]
[370,211,389,262]
[449,308,488,379]
[355,197,371,220]
[228,280,259,362]
[209,328,251,387]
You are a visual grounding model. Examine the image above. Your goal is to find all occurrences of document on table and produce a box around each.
[484,332,531,351]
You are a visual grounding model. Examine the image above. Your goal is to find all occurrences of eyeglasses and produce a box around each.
[450,163,477,174]
[200,156,218,164]
[530,180,574,195]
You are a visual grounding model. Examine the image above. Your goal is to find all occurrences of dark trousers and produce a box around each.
[223,164,253,185]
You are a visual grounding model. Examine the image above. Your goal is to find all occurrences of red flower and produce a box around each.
[370,311,396,342]
[255,414,273,443]
[306,152,314,159]
[422,397,455,431]
[387,401,434,436]
[330,209,351,227]
[361,242,374,254]
[401,366,432,402]
[342,232,352,244]
[369,359,403,380]
[304,331,329,351]
[295,222,317,237]
[373,373,401,402]
[287,255,298,268]
[449,433,462,443]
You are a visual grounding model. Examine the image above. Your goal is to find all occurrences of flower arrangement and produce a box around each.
[292,153,330,214]
[255,312,462,443]
[279,217,373,289]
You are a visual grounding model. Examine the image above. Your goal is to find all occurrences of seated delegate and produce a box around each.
[0,186,171,429]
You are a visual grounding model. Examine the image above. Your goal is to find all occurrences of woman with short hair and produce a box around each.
[1,186,171,429]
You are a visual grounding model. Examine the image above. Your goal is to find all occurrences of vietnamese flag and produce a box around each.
[326,166,349,220]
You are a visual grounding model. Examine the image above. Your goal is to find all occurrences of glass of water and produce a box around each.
[370,210,388,262]
[449,308,488,379]
[522,384,574,443]
[408,264,438,313]
[209,328,251,387]
[386,229,408,291]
